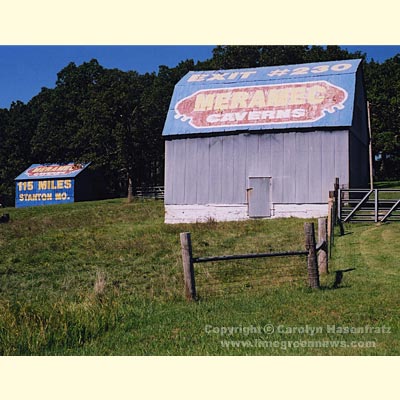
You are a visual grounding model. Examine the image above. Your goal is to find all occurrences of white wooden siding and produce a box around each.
[164,130,350,205]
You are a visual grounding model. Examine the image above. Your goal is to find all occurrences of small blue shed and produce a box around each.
[15,162,92,208]
[162,59,369,223]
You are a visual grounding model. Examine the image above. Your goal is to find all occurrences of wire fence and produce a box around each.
[180,222,325,300]
[194,255,308,299]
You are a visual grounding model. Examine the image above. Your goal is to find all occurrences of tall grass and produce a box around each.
[0,294,122,355]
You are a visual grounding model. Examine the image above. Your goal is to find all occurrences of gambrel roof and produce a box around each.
[163,59,363,136]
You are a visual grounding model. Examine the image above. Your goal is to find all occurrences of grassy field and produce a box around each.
[0,199,399,355]
[375,180,400,189]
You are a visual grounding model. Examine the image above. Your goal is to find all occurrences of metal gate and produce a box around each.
[339,189,400,223]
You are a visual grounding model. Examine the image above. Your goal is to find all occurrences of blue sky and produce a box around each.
[1,45,400,109]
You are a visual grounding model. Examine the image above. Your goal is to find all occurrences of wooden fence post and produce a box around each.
[304,223,320,289]
[318,217,328,275]
[374,189,379,223]
[180,232,197,301]
[334,177,339,222]
[327,192,334,257]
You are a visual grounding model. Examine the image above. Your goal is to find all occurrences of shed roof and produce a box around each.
[15,162,90,181]
[162,59,363,136]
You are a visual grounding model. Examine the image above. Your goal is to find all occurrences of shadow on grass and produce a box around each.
[343,231,353,236]
[320,284,351,291]
[320,268,356,290]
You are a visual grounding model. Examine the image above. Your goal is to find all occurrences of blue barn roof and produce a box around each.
[162,59,363,136]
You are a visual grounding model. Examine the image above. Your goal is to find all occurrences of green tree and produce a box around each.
[30,60,155,199]
[208,45,263,69]
[0,101,39,205]
[201,45,365,70]
[140,60,195,186]
[0,108,10,204]
[364,55,400,180]
[306,45,365,63]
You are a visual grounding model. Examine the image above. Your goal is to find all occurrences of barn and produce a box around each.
[162,59,369,223]
[15,162,93,208]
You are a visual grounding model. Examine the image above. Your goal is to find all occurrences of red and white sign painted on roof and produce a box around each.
[26,164,84,177]
[174,80,348,129]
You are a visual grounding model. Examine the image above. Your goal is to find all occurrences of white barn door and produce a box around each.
[248,177,271,218]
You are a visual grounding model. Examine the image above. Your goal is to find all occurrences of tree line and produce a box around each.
[1,45,399,206]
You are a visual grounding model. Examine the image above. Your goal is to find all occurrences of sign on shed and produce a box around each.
[15,163,92,208]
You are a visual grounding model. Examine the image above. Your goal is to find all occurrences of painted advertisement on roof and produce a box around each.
[26,164,82,177]
[175,80,347,129]
[15,163,89,180]
[162,59,362,136]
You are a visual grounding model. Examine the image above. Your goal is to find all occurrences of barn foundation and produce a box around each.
[165,203,329,224]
